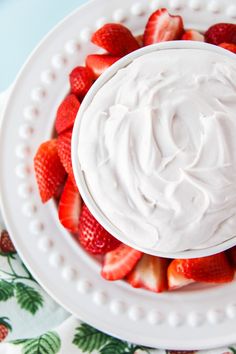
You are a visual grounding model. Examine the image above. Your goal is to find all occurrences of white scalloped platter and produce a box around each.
[1,0,236,350]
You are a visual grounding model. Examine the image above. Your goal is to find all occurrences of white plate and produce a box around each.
[1,0,236,350]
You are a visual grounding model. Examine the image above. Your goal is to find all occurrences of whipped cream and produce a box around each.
[78,48,236,252]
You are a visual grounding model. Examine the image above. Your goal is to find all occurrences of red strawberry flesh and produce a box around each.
[58,177,82,233]
[219,42,236,53]
[205,23,236,45]
[78,204,120,255]
[91,23,140,56]
[86,54,121,78]
[55,94,80,134]
[101,243,142,280]
[168,253,234,290]
[69,66,94,99]
[57,130,73,176]
[143,8,183,46]
[181,29,204,41]
[34,139,66,203]
[127,255,169,293]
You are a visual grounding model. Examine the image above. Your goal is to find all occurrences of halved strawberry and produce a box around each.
[168,260,195,290]
[86,54,121,78]
[57,130,73,176]
[127,255,169,293]
[69,66,94,99]
[168,253,234,290]
[135,34,143,47]
[226,246,236,269]
[143,8,184,46]
[91,23,140,56]
[205,23,236,45]
[101,243,142,281]
[34,139,66,203]
[181,29,204,41]
[78,204,121,255]
[219,42,236,53]
[58,177,82,233]
[55,94,80,134]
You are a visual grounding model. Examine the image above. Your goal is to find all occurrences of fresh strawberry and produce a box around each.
[57,130,73,176]
[168,260,195,290]
[78,204,121,255]
[135,34,143,47]
[69,66,94,99]
[127,255,169,293]
[55,94,80,134]
[205,23,236,45]
[143,8,184,46]
[181,29,204,41]
[91,23,140,56]
[34,139,66,203]
[219,42,236,53]
[0,230,15,253]
[226,246,236,269]
[0,318,11,342]
[86,54,121,78]
[101,243,142,281]
[58,177,82,233]
[168,253,234,290]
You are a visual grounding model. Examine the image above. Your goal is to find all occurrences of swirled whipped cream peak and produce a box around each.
[78,48,236,253]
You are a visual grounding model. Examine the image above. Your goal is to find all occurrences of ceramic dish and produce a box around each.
[72,40,236,259]
[1,0,236,350]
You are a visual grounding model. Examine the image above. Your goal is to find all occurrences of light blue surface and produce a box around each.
[0,0,87,91]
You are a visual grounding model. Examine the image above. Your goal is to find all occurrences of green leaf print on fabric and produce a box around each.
[73,323,151,353]
[15,282,43,315]
[229,347,236,354]
[73,323,109,352]
[12,331,61,354]
[0,280,14,301]
[100,340,129,354]
[0,253,43,314]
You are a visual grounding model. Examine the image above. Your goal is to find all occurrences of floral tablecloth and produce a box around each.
[0,93,235,354]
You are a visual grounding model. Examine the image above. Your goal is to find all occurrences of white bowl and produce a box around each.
[72,40,236,259]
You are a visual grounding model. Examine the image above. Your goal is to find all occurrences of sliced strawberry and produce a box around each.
[219,42,236,53]
[58,177,82,233]
[78,204,121,255]
[168,253,234,290]
[34,139,66,203]
[181,29,204,41]
[205,23,236,45]
[135,34,143,47]
[86,54,121,78]
[168,260,195,290]
[143,8,184,46]
[55,94,80,134]
[101,243,142,281]
[57,130,73,176]
[226,246,236,269]
[91,23,140,56]
[69,66,94,99]
[127,255,169,293]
